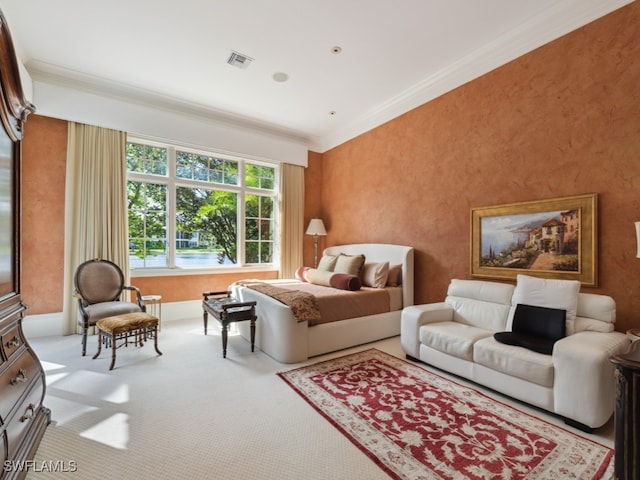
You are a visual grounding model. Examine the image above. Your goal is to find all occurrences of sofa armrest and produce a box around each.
[552,331,630,428]
[401,303,454,357]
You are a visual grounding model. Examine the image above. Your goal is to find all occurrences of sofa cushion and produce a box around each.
[494,304,566,355]
[474,336,555,388]
[419,322,492,361]
[447,279,514,305]
[574,293,616,333]
[446,297,512,332]
[509,274,580,335]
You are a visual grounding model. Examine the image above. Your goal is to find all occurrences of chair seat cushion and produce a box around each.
[84,302,142,324]
[96,312,158,334]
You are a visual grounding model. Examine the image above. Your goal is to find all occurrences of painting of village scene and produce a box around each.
[471,194,597,285]
[479,209,580,272]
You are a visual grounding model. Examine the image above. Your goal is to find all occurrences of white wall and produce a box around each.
[31,78,309,166]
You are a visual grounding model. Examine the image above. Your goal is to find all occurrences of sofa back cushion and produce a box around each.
[445,280,514,332]
[508,274,580,334]
[574,292,616,333]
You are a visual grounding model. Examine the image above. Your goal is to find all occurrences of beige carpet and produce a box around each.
[24,318,614,479]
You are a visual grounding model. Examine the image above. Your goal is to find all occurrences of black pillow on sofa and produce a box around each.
[494,304,566,355]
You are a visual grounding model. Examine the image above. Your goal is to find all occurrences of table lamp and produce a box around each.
[306,218,327,268]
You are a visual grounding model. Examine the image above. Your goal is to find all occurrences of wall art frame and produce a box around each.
[471,193,597,286]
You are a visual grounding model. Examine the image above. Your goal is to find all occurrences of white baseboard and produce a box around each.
[22,300,202,339]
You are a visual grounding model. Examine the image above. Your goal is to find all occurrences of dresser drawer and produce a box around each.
[4,379,44,460]
[0,352,39,424]
[1,325,23,361]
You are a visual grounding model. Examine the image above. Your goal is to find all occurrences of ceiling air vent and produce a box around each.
[227,51,253,69]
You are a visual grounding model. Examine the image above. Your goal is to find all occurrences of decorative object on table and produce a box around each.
[471,193,597,286]
[202,291,257,358]
[279,349,613,480]
[610,340,640,480]
[93,312,162,370]
[305,218,327,268]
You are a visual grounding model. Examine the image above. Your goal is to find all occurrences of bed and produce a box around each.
[230,243,414,363]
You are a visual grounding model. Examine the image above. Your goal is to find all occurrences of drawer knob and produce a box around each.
[10,368,27,385]
[6,336,21,348]
[20,403,36,422]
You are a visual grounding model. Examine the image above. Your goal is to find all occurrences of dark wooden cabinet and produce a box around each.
[610,340,640,480]
[0,10,50,480]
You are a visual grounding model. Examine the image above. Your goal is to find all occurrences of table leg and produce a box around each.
[221,320,229,358]
[250,318,256,352]
[203,310,209,335]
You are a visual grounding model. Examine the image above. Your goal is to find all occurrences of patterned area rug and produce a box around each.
[278,349,613,480]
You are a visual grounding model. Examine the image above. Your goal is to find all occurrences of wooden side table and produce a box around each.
[202,291,257,358]
[610,340,640,480]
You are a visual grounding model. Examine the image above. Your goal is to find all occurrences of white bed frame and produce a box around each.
[231,243,414,363]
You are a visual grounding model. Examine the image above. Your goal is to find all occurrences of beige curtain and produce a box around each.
[279,163,304,278]
[61,123,129,335]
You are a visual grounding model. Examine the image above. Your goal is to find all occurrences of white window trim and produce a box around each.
[127,137,279,275]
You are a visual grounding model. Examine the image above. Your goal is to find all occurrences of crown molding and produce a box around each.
[27,60,312,146]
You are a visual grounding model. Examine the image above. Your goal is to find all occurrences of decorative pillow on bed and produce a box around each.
[386,264,402,287]
[361,262,390,288]
[317,254,339,271]
[298,267,362,291]
[333,254,366,276]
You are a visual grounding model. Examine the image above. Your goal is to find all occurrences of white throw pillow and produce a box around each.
[509,274,580,335]
[361,262,389,288]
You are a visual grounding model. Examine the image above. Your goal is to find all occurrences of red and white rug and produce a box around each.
[278,349,613,480]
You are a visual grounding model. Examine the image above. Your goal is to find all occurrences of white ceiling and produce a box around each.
[0,0,632,152]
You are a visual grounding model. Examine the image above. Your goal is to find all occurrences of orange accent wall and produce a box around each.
[22,115,67,314]
[303,151,324,267]
[131,271,278,304]
[318,3,640,333]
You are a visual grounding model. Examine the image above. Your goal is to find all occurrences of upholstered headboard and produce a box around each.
[323,243,414,308]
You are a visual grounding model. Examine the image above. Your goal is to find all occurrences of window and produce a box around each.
[127,140,277,270]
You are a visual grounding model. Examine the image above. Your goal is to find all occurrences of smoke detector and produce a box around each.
[227,51,254,69]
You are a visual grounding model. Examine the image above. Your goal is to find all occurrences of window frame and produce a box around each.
[127,137,279,276]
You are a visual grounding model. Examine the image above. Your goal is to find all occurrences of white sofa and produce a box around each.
[401,276,630,431]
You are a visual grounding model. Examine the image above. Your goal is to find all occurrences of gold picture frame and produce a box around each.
[471,194,597,286]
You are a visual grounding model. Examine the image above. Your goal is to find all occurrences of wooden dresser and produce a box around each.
[0,10,51,480]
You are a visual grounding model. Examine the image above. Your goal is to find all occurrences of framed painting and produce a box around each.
[471,194,597,286]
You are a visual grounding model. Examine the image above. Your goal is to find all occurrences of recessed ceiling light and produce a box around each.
[331,46,342,54]
[272,72,289,83]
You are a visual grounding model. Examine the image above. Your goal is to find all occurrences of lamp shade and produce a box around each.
[636,221,640,258]
[306,218,327,236]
